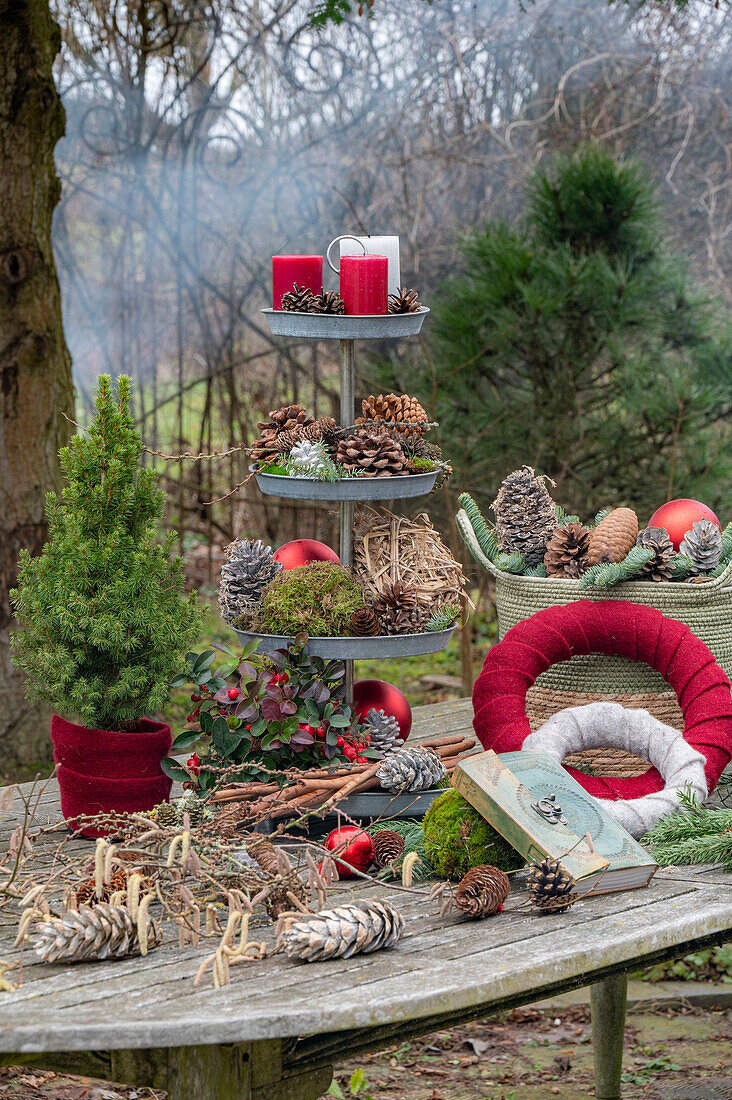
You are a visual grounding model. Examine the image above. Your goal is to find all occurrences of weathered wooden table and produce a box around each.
[1,699,731,1100]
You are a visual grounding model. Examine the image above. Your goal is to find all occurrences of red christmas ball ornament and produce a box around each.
[323,825,374,878]
[353,679,412,740]
[648,499,721,551]
[273,539,340,570]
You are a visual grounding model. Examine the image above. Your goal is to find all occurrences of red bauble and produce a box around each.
[353,679,412,740]
[648,499,721,551]
[273,539,340,569]
[323,825,375,878]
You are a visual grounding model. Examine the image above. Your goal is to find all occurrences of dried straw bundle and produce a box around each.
[353,508,466,612]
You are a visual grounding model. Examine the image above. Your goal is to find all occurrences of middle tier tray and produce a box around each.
[231,626,456,659]
[251,463,438,501]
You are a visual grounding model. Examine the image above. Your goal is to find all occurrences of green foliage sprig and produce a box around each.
[11,376,202,731]
[642,788,732,870]
[579,545,654,588]
[424,605,461,632]
[458,492,500,562]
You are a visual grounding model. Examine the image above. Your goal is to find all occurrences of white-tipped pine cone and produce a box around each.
[364,708,403,757]
[281,899,404,962]
[680,519,722,574]
[218,538,282,624]
[33,904,162,963]
[288,440,331,476]
[376,745,446,793]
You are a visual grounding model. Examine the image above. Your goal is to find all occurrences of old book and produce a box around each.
[452,750,657,896]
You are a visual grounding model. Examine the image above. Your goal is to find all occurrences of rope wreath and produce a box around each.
[473,600,732,805]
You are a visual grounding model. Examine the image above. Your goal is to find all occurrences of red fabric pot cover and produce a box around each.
[472,600,732,802]
[51,715,172,837]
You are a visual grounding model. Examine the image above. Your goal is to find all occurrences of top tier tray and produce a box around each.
[251,464,438,501]
[261,307,429,340]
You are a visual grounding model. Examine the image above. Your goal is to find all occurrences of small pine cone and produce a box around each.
[246,838,306,919]
[527,858,577,914]
[388,287,422,314]
[364,708,403,756]
[311,291,345,314]
[372,829,406,868]
[373,582,427,635]
[281,284,317,312]
[249,427,281,465]
[350,607,381,636]
[636,526,675,581]
[246,837,279,875]
[33,904,162,963]
[260,404,314,434]
[75,868,129,907]
[492,467,557,566]
[680,519,723,574]
[276,417,338,452]
[587,508,639,566]
[376,745,446,793]
[153,801,180,827]
[281,898,404,962]
[544,523,592,579]
[336,429,408,477]
[455,865,510,919]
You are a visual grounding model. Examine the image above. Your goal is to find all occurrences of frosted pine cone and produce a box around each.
[288,440,332,477]
[33,904,162,963]
[280,899,404,962]
[364,708,403,756]
[218,538,282,624]
[680,520,723,574]
[455,865,510,918]
[376,745,446,793]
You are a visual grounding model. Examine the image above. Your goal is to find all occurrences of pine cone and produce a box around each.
[336,430,408,477]
[350,607,381,636]
[75,868,129,907]
[364,708,403,756]
[178,792,207,825]
[246,838,306,919]
[680,520,723,574]
[357,393,429,435]
[33,904,162,963]
[388,287,422,314]
[311,291,345,314]
[249,426,281,465]
[152,801,179,827]
[288,441,331,476]
[373,582,427,635]
[281,284,316,312]
[587,508,639,566]
[280,899,404,962]
[544,523,591,579]
[636,526,675,581]
[372,830,406,868]
[275,417,338,453]
[376,745,446,793]
[527,858,577,913]
[492,467,557,566]
[262,404,314,433]
[455,865,510,919]
[218,538,282,624]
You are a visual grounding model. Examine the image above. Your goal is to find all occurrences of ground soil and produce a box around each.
[1,1002,730,1099]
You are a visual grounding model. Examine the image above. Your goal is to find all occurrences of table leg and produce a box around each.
[590,972,628,1100]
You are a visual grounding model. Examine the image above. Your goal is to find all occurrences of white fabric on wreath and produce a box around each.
[523,702,708,838]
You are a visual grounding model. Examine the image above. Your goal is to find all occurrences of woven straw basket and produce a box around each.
[457,508,732,778]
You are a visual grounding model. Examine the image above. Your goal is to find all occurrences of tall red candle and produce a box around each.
[272,255,323,310]
[340,254,388,315]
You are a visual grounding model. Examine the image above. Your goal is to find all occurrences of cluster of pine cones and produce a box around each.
[280,283,422,315]
[249,395,442,480]
[489,467,727,582]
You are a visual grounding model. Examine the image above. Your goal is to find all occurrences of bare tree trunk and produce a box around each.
[0,0,74,771]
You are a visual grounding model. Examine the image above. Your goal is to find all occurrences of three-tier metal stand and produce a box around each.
[235,307,456,705]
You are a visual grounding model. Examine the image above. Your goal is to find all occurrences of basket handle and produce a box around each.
[456,508,500,577]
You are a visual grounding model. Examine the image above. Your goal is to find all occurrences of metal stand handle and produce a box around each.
[339,339,356,705]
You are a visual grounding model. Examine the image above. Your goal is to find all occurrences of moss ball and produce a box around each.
[258,562,365,637]
[422,789,524,881]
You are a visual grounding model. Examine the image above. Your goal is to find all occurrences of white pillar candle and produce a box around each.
[340,235,401,296]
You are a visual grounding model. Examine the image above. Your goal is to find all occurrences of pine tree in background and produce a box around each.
[11,376,202,732]
[366,147,732,520]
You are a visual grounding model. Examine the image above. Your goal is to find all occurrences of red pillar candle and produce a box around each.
[272,255,323,310]
[340,254,388,315]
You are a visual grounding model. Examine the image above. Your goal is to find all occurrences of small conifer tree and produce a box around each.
[11,375,203,731]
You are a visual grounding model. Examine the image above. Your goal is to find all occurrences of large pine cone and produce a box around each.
[275,417,338,453]
[33,904,162,963]
[357,393,429,435]
[336,430,407,477]
[373,582,427,635]
[218,538,282,624]
[636,526,675,581]
[281,899,404,961]
[492,467,557,566]
[544,523,591,579]
[527,858,577,913]
[587,508,639,566]
[680,519,723,574]
[372,829,406,868]
[376,745,446,793]
[455,865,510,918]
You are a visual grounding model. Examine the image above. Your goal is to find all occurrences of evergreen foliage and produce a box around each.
[580,545,654,588]
[11,376,202,731]
[369,147,732,520]
[643,789,732,870]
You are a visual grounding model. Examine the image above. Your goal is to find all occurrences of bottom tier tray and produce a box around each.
[231,626,456,658]
[248,788,444,837]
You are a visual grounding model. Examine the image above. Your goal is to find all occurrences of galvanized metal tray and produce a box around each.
[261,307,429,341]
[230,626,456,659]
[251,463,437,501]
[248,788,444,836]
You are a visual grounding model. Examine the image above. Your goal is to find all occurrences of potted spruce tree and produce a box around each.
[11,375,202,834]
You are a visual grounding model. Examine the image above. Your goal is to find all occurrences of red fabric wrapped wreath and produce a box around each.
[472,600,732,801]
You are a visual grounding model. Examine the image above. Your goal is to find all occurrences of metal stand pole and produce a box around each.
[339,340,355,705]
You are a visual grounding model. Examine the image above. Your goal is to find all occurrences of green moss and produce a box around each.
[258,562,365,636]
[422,789,525,880]
[409,457,437,472]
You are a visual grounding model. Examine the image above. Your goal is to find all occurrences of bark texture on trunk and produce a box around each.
[0,0,74,770]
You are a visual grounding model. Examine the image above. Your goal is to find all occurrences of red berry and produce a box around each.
[190,693,201,702]
[280,673,289,684]
[316,727,326,740]
[356,756,367,764]
[364,735,371,746]
[186,713,196,723]
[227,687,239,700]
[187,753,201,775]
[245,724,252,732]
[317,725,325,735]
[299,723,316,735]
[336,736,345,747]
